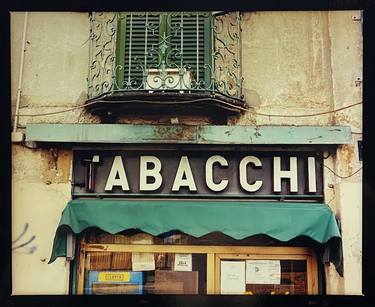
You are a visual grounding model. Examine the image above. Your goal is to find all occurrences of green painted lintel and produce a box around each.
[197,125,353,145]
[25,124,352,145]
[26,124,196,144]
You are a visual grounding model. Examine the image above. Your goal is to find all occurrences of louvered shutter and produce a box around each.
[117,12,211,90]
[123,13,160,88]
[169,13,209,87]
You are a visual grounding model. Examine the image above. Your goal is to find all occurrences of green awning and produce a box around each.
[49,199,341,264]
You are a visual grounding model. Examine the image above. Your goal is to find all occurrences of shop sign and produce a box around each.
[73,150,323,199]
[98,272,131,282]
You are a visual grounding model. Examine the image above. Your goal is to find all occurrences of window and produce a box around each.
[75,231,318,295]
[84,251,207,294]
[86,12,246,119]
[115,12,212,90]
[216,255,313,295]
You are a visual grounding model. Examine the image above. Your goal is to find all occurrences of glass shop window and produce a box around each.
[77,230,318,295]
[83,251,206,294]
[81,231,206,295]
[219,258,308,295]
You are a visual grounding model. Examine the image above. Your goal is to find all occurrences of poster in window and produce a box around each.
[131,252,155,271]
[220,261,246,294]
[174,253,192,271]
[245,260,281,284]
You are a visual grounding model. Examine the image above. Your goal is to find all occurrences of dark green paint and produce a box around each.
[115,15,127,90]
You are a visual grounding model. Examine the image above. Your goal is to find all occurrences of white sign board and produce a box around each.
[131,252,155,271]
[245,260,281,284]
[220,261,246,294]
[174,253,192,271]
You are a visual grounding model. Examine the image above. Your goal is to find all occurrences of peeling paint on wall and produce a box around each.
[40,149,72,184]
[11,11,362,295]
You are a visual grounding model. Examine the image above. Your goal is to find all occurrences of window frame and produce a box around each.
[114,12,213,92]
[75,236,318,295]
[215,253,318,295]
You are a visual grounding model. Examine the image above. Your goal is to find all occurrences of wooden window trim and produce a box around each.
[76,236,86,295]
[214,253,318,295]
[84,243,313,255]
[76,239,318,295]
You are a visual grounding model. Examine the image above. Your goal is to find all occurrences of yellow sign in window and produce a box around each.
[98,271,131,282]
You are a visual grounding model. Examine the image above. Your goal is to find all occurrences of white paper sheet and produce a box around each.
[174,253,192,271]
[246,260,281,284]
[220,261,246,294]
[131,252,155,271]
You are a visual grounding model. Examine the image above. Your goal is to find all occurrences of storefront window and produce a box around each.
[218,258,307,295]
[84,251,206,294]
[76,231,318,295]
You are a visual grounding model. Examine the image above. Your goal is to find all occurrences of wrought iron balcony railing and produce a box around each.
[86,12,247,118]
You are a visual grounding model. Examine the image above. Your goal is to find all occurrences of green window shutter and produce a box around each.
[117,12,212,90]
[122,13,160,89]
[115,16,127,90]
[169,13,211,88]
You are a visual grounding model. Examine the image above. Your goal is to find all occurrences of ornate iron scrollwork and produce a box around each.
[87,11,243,101]
[213,11,243,99]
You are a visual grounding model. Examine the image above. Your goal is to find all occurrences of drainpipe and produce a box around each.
[12,12,28,143]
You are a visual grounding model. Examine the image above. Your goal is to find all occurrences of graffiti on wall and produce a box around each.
[12,223,37,254]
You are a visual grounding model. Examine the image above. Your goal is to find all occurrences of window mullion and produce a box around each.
[204,13,213,91]
[196,12,199,82]
[127,13,133,86]
[115,14,127,90]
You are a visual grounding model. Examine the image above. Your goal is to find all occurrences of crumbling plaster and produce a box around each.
[11,11,362,295]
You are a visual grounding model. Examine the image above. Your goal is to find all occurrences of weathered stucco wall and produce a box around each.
[11,12,90,125]
[11,12,88,295]
[328,10,363,295]
[12,145,72,294]
[240,11,334,126]
[11,11,362,295]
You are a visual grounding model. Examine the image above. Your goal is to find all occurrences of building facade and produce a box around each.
[11,11,362,295]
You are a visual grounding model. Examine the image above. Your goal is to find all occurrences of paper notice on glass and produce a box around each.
[174,253,192,271]
[220,261,246,294]
[246,260,281,284]
[131,253,155,271]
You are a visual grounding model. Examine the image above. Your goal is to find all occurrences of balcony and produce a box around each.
[86,12,247,121]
